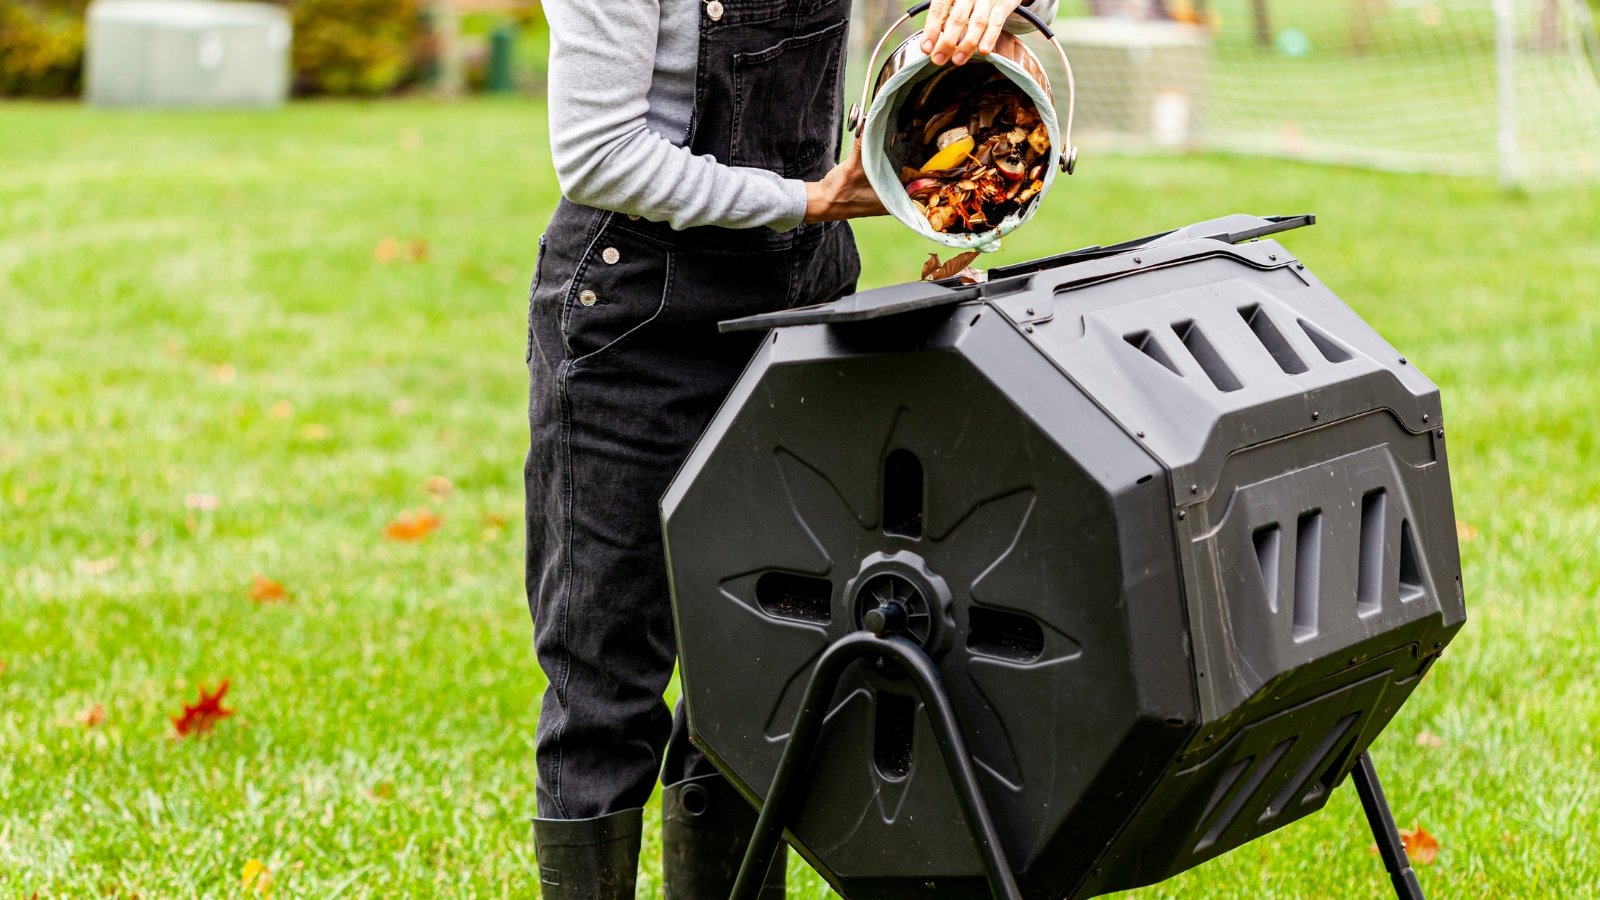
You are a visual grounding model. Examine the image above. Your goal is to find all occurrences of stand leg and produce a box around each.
[729,632,1021,900]
[1351,751,1425,900]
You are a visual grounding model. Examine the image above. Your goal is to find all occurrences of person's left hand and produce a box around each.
[921,0,1025,67]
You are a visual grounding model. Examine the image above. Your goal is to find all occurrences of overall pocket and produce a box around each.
[729,18,849,180]
[526,234,549,364]
[560,224,673,368]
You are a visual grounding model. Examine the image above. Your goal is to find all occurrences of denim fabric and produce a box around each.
[526,197,859,818]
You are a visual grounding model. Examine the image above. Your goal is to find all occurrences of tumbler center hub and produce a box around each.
[848,551,951,651]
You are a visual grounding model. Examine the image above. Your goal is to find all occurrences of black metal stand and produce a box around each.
[728,631,1424,900]
[1352,750,1427,900]
[728,632,1022,900]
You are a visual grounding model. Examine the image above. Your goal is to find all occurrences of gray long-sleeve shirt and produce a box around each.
[545,1,1057,233]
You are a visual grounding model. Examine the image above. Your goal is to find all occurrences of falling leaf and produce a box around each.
[269,400,294,419]
[172,681,235,737]
[298,423,332,441]
[185,493,221,511]
[407,240,430,262]
[924,250,981,282]
[1401,826,1439,865]
[78,704,107,728]
[384,508,443,542]
[424,475,453,499]
[920,252,942,280]
[241,858,273,896]
[1415,729,1443,748]
[0,660,7,678]
[1455,521,1478,541]
[249,574,289,604]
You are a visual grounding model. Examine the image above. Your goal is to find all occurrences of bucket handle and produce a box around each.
[846,1,1078,175]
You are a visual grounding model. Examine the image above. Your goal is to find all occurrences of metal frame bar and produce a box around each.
[1353,751,1427,900]
[728,632,1022,900]
[728,633,1425,900]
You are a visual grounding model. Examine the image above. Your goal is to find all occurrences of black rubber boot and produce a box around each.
[662,773,786,899]
[533,808,643,899]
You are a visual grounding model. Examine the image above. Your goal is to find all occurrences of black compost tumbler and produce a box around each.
[661,215,1465,900]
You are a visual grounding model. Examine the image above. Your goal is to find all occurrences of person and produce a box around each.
[525,0,1057,895]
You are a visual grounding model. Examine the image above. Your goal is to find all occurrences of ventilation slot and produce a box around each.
[882,448,924,538]
[967,607,1045,662]
[1299,318,1354,363]
[1253,524,1282,614]
[873,692,915,781]
[1124,330,1182,376]
[1172,320,1243,392]
[1357,490,1387,617]
[1398,519,1426,602]
[1239,304,1308,375]
[1261,713,1359,821]
[1195,740,1293,852]
[1293,511,1323,642]
[755,572,832,624]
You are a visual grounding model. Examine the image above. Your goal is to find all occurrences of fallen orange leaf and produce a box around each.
[374,236,402,263]
[385,508,443,542]
[424,475,453,499]
[1415,729,1443,748]
[172,681,235,737]
[1401,825,1439,865]
[1455,520,1479,541]
[78,703,106,728]
[249,574,289,604]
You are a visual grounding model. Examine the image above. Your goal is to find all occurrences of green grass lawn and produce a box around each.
[2,97,1598,897]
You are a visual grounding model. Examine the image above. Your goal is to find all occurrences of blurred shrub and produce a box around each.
[0,0,86,98]
[286,0,421,95]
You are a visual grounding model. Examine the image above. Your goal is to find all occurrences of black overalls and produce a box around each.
[525,0,860,833]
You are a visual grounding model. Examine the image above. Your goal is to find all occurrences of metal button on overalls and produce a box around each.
[705,0,723,21]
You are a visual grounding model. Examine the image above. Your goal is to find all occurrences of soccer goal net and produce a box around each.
[850,0,1600,183]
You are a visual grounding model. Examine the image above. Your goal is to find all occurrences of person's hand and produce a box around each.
[921,0,1025,66]
[804,137,887,223]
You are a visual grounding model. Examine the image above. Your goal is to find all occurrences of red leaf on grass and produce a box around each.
[78,703,107,728]
[172,681,234,737]
[384,508,443,542]
[249,574,290,604]
[1401,826,1440,865]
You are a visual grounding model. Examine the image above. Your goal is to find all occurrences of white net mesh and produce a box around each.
[849,0,1600,183]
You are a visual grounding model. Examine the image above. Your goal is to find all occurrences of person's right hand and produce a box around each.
[804,137,888,223]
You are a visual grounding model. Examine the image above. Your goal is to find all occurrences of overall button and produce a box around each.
[705,0,723,21]
[578,289,598,307]
[601,247,620,265]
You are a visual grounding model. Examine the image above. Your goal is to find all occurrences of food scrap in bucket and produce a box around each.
[893,64,1050,235]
